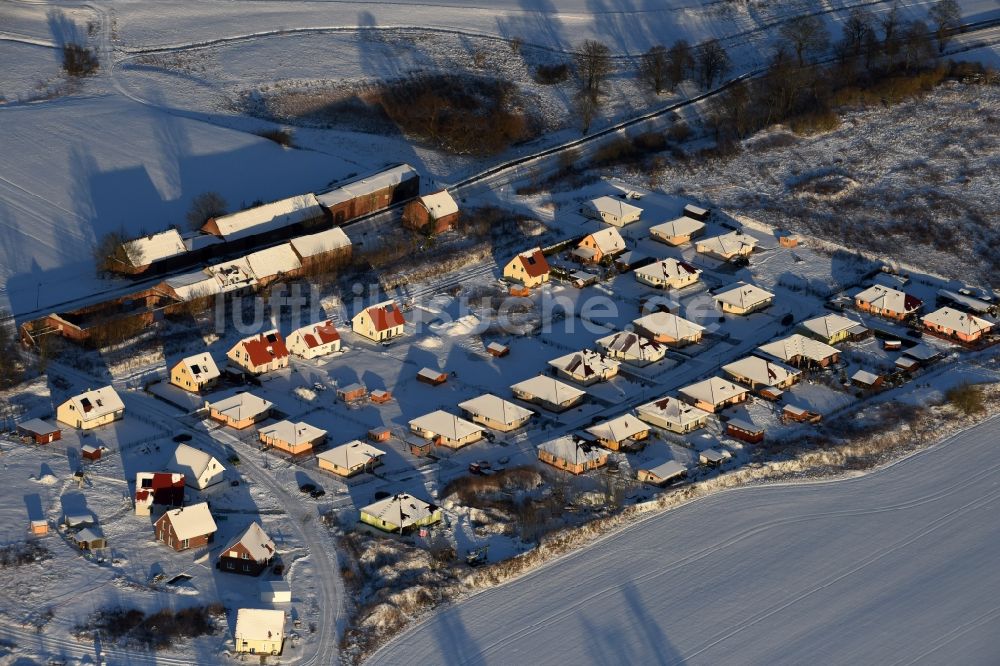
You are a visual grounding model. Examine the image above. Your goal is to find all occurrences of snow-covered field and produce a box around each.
[368,414,1000,665]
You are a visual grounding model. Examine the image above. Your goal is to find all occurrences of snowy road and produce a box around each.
[369,416,1000,665]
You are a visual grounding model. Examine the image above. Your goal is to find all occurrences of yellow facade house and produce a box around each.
[56,386,124,430]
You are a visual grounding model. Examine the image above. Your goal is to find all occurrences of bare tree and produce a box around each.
[0,310,23,389]
[92,230,130,275]
[666,39,694,90]
[928,0,961,53]
[838,8,876,62]
[779,14,830,66]
[574,39,612,99]
[880,2,902,47]
[695,39,731,88]
[639,45,668,93]
[902,20,935,71]
[186,192,228,231]
[574,91,599,134]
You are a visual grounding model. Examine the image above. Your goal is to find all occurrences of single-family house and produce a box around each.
[714,283,775,315]
[633,312,705,346]
[134,472,185,516]
[207,392,273,429]
[352,300,406,342]
[17,418,61,444]
[56,386,124,430]
[679,377,749,413]
[722,355,802,391]
[585,414,650,451]
[574,227,627,264]
[696,231,758,261]
[259,421,327,455]
[538,436,608,475]
[636,396,711,433]
[458,394,533,432]
[286,320,341,359]
[758,334,840,368]
[725,418,764,443]
[360,493,442,533]
[168,443,227,489]
[637,460,687,486]
[855,285,922,320]
[202,193,323,242]
[649,216,705,246]
[581,196,642,227]
[218,522,276,576]
[511,375,586,412]
[548,350,620,385]
[634,258,702,290]
[922,307,994,343]
[227,330,289,375]
[503,247,550,288]
[596,331,667,366]
[409,411,484,449]
[170,353,221,393]
[234,608,285,656]
[154,502,217,551]
[73,526,107,551]
[317,440,386,477]
[402,190,460,234]
[799,314,867,345]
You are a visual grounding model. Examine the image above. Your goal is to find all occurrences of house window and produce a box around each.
[242,552,249,559]
[181,538,189,549]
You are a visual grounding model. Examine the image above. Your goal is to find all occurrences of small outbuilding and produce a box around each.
[637,460,687,486]
[370,389,392,404]
[851,369,883,389]
[337,383,367,403]
[725,419,764,444]
[73,526,107,551]
[683,203,710,221]
[417,368,448,385]
[17,419,61,445]
[486,342,510,358]
[81,444,103,461]
[699,449,729,467]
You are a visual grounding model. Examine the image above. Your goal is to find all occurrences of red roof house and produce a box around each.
[227,330,290,374]
[351,301,406,342]
[287,320,341,359]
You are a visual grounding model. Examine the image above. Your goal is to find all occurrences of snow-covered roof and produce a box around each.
[316,440,386,469]
[539,436,605,465]
[207,392,273,422]
[289,227,351,259]
[259,420,326,446]
[549,349,620,380]
[636,395,711,427]
[586,414,648,443]
[641,460,686,481]
[243,243,302,279]
[18,418,60,435]
[649,216,705,240]
[697,231,758,257]
[633,312,705,339]
[124,229,186,267]
[61,386,124,422]
[409,410,483,440]
[420,190,459,219]
[855,285,922,313]
[635,257,702,284]
[679,377,747,406]
[229,330,289,367]
[511,375,586,404]
[585,196,642,220]
[596,331,666,362]
[922,307,993,336]
[458,394,533,425]
[288,320,340,350]
[163,270,220,301]
[582,227,626,254]
[800,314,865,339]
[170,443,225,480]
[903,343,941,361]
[162,502,217,540]
[699,448,728,464]
[684,204,708,218]
[316,164,418,207]
[418,367,446,381]
[722,355,801,386]
[206,258,258,291]
[361,493,438,526]
[852,369,881,385]
[234,608,284,642]
[758,334,839,363]
[714,283,774,310]
[222,522,275,563]
[174,353,220,384]
[726,418,762,433]
[207,193,322,241]
[75,526,105,544]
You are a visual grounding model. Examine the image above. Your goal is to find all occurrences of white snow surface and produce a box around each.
[369,416,1000,665]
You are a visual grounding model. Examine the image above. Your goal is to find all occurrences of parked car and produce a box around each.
[298,483,316,494]
[309,488,326,499]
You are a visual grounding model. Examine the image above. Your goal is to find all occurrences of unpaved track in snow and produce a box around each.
[368,415,1000,665]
